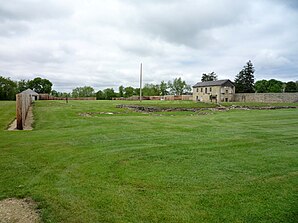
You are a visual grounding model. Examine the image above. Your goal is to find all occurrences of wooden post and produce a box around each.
[16,94,23,130]
[140,63,142,102]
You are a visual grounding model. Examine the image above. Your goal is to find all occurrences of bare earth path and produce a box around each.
[0,198,40,223]
[8,106,34,131]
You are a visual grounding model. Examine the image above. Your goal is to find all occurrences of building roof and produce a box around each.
[21,89,39,95]
[193,79,234,87]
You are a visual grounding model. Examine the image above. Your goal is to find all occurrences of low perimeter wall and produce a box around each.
[234,93,298,103]
[113,95,193,101]
[39,94,96,100]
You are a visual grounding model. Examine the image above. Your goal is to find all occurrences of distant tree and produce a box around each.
[124,86,134,98]
[201,72,218,82]
[159,80,168,96]
[96,90,105,100]
[103,88,116,100]
[0,76,17,100]
[143,84,160,96]
[28,77,52,93]
[51,90,70,97]
[285,81,297,92]
[51,90,59,97]
[134,88,140,96]
[255,80,268,93]
[234,60,255,93]
[267,79,283,93]
[119,85,124,97]
[72,86,95,97]
[168,77,191,95]
[17,79,29,93]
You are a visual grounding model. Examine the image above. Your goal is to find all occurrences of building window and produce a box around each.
[201,88,203,92]
[205,88,207,93]
[196,88,198,92]
[210,87,212,92]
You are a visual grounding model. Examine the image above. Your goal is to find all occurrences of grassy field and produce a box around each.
[0,100,297,222]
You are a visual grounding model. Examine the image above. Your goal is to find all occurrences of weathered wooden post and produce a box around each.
[16,94,23,130]
[140,63,143,102]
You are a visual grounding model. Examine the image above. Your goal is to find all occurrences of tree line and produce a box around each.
[0,77,52,100]
[1,62,297,100]
[0,76,191,100]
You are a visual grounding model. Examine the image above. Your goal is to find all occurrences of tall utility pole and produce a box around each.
[140,63,143,102]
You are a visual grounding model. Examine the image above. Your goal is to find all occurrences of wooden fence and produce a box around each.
[16,93,32,130]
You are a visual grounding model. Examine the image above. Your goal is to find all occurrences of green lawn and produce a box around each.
[0,100,297,223]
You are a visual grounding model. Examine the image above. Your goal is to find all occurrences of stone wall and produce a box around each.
[234,93,298,103]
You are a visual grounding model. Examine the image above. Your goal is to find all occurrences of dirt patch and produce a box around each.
[7,106,34,131]
[0,198,41,223]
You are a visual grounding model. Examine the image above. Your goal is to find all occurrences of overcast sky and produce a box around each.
[0,0,297,92]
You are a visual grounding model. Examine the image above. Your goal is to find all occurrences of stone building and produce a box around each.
[193,79,235,102]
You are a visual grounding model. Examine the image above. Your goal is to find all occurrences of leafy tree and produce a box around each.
[72,86,95,97]
[96,90,105,100]
[159,81,168,96]
[103,88,116,100]
[255,80,268,93]
[28,77,53,93]
[51,90,70,98]
[134,88,140,96]
[17,79,29,93]
[285,81,297,92]
[201,72,217,82]
[168,77,191,95]
[119,85,124,97]
[142,84,160,96]
[267,79,283,93]
[124,86,134,98]
[0,76,17,100]
[234,60,255,93]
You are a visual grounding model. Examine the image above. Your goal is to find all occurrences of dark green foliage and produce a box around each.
[255,79,284,93]
[72,86,95,97]
[124,86,134,98]
[201,72,217,82]
[267,79,284,92]
[168,77,191,95]
[28,77,53,93]
[119,85,124,97]
[16,79,29,93]
[51,90,71,98]
[96,88,117,100]
[142,84,160,96]
[133,88,140,96]
[103,88,117,100]
[96,90,105,100]
[285,81,297,92]
[159,80,168,96]
[234,60,255,93]
[254,80,268,93]
[0,76,17,100]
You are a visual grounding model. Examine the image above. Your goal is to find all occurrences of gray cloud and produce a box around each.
[0,0,297,92]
